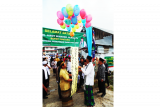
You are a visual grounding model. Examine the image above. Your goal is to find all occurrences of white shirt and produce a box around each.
[51,61,57,69]
[42,66,48,80]
[67,61,71,73]
[46,66,50,75]
[81,62,94,86]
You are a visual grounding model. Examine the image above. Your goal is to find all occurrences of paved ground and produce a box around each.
[43,69,113,107]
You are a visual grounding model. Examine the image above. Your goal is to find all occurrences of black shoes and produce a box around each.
[43,96,48,99]
[101,94,106,97]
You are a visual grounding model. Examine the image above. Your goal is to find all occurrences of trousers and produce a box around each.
[58,83,62,99]
[98,80,106,94]
[105,72,110,86]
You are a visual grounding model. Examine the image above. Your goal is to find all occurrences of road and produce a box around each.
[43,68,113,107]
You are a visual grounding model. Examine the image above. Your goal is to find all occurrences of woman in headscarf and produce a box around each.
[59,62,73,107]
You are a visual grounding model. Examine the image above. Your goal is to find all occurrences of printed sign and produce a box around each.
[70,47,78,96]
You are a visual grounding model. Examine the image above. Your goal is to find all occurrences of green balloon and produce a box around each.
[66,4,73,12]
[65,19,71,25]
[60,24,66,29]
[66,4,73,16]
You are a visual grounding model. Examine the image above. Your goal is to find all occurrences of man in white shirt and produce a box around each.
[78,56,95,107]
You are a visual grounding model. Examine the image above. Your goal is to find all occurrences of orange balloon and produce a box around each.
[70,31,74,37]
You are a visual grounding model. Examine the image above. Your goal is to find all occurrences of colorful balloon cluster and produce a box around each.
[57,4,92,36]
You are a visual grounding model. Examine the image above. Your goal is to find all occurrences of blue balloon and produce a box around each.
[71,16,77,24]
[70,24,75,28]
[66,26,71,31]
[61,7,68,18]
[83,23,86,27]
[73,5,80,16]
[81,19,86,24]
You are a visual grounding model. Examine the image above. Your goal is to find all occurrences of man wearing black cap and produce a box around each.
[97,58,106,97]
[78,56,95,107]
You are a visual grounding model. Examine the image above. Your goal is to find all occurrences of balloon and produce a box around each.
[78,20,81,23]
[77,15,81,21]
[81,19,86,23]
[73,5,80,16]
[83,23,86,27]
[60,23,66,29]
[57,11,64,20]
[65,23,70,27]
[75,23,78,25]
[67,26,71,32]
[86,14,92,22]
[72,13,74,17]
[64,19,71,25]
[61,7,68,18]
[85,22,91,28]
[66,4,73,16]
[70,24,75,28]
[70,31,74,37]
[81,14,86,19]
[57,19,63,25]
[75,24,79,29]
[80,9,86,18]
[72,27,76,32]
[71,16,77,24]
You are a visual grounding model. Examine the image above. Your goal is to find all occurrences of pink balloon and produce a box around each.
[86,14,92,22]
[81,14,86,19]
[85,22,91,28]
[57,19,63,25]
[80,9,86,18]
[65,23,70,27]
[57,11,64,20]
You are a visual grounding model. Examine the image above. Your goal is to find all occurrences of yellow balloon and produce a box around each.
[72,27,76,32]
[78,20,81,23]
[75,24,79,29]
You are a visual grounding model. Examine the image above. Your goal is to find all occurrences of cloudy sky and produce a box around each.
[43,0,113,33]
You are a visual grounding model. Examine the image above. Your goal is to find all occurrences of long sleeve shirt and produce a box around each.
[81,62,94,86]
[97,64,105,81]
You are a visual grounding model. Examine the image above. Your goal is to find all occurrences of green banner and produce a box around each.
[43,28,87,47]
[104,56,114,67]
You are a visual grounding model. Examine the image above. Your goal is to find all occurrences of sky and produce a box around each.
[43,0,113,33]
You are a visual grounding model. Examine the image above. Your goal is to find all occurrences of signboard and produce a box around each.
[43,28,87,47]
[70,47,78,96]
[104,56,114,67]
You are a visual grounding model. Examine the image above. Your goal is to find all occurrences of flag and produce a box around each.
[92,30,96,62]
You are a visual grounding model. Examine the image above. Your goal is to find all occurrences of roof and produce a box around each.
[95,35,112,46]
[92,26,114,34]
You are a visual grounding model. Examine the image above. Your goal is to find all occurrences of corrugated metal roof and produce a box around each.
[95,35,112,46]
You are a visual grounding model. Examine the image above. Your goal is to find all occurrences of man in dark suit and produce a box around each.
[96,58,106,97]
[104,59,110,88]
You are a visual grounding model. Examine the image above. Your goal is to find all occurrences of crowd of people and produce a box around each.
[42,54,110,107]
